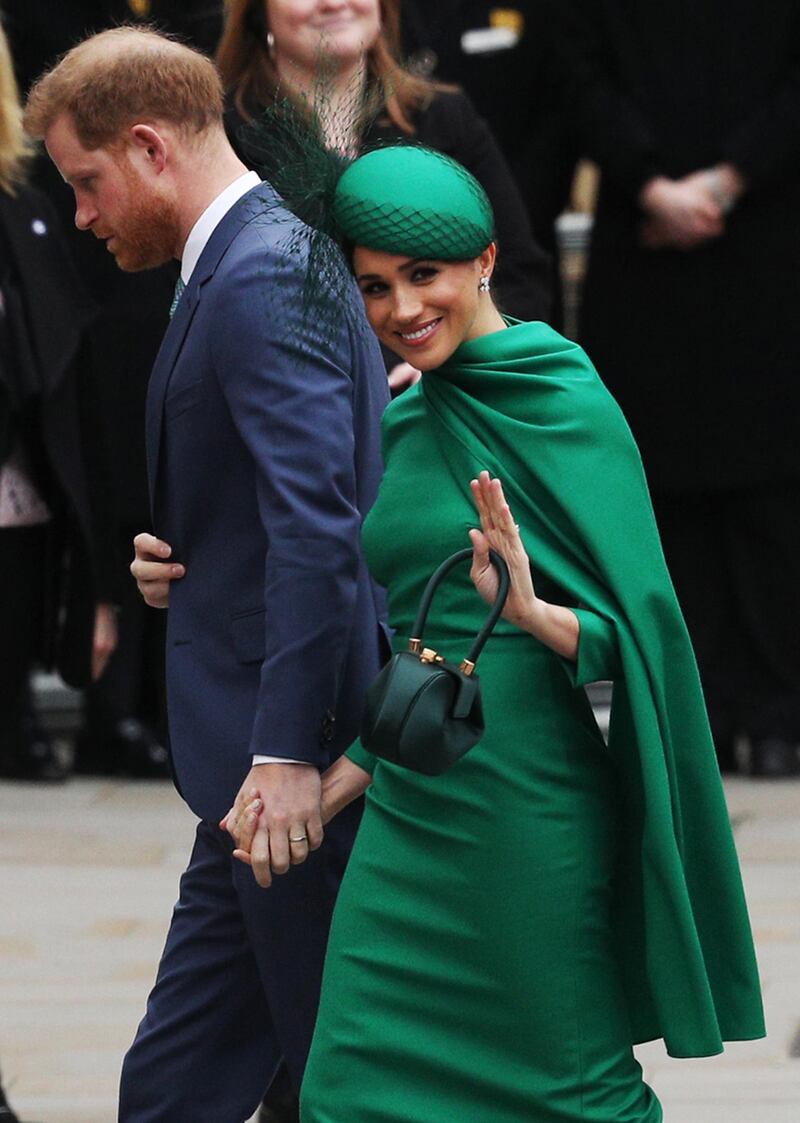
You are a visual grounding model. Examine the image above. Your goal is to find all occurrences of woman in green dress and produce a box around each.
[231,146,765,1122]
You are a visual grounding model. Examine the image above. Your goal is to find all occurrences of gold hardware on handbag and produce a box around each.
[360,548,510,775]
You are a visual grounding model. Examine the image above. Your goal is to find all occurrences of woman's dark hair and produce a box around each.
[217,0,435,134]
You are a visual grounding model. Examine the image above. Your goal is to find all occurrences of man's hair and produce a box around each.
[24,26,224,148]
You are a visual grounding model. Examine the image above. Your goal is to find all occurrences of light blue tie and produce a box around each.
[170,276,186,319]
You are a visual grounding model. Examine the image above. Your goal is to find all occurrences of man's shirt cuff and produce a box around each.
[252,755,305,765]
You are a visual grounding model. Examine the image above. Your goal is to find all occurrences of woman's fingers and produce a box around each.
[468,528,499,606]
[468,526,491,566]
[486,476,516,533]
[250,822,273,888]
[222,789,260,842]
[470,475,493,533]
[469,526,492,579]
[478,472,513,538]
[233,802,261,853]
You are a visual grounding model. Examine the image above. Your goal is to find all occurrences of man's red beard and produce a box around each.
[106,165,179,272]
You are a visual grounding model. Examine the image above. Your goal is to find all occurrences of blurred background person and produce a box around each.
[4,2,225,777]
[6,1,225,96]
[401,0,578,327]
[0,19,117,767]
[217,0,552,396]
[557,0,800,778]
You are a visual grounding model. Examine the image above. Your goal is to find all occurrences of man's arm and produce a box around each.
[210,236,367,883]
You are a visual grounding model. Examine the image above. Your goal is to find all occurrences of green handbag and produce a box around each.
[361,548,510,775]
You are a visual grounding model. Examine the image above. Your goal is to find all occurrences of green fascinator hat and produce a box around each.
[334,146,495,260]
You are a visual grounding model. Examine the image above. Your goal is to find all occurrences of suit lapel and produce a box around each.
[145,282,201,514]
[145,182,281,517]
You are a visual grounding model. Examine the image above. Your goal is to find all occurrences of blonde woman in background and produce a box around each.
[0,21,117,790]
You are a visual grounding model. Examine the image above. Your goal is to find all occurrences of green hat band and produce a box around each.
[334,146,495,260]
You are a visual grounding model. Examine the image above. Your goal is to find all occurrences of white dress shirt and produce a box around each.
[180,170,261,285]
[180,171,303,768]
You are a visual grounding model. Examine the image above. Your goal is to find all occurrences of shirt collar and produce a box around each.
[180,171,261,285]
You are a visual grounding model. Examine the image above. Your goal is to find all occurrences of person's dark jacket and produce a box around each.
[401,1,578,261]
[0,185,116,686]
[4,1,225,95]
[558,0,800,492]
[226,88,553,322]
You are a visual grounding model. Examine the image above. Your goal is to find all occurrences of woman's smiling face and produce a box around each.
[353,245,497,370]
[266,0,382,72]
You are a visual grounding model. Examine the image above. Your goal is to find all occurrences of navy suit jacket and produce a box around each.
[146,183,389,822]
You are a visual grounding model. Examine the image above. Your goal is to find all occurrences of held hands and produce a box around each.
[469,472,579,661]
[638,165,745,251]
[130,533,185,608]
[220,763,323,889]
[222,756,372,887]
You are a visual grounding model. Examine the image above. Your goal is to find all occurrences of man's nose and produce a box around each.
[74,200,97,231]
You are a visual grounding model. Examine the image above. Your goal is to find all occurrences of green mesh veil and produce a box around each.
[232,68,496,349]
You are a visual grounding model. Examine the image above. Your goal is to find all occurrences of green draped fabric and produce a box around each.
[394,318,764,1057]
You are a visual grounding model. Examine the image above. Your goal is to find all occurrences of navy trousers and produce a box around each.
[119,802,360,1122]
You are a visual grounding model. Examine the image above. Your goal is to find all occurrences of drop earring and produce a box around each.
[479,276,491,294]
[267,30,275,55]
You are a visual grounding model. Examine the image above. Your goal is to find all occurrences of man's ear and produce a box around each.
[128,123,168,175]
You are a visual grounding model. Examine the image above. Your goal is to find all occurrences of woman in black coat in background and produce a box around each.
[217,0,552,376]
[558,0,800,777]
[0,25,117,784]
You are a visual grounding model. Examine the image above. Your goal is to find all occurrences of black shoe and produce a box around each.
[0,1109,42,1123]
[0,1079,21,1122]
[749,738,800,778]
[0,729,71,783]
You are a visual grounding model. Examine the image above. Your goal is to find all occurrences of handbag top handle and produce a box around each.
[409,548,510,672]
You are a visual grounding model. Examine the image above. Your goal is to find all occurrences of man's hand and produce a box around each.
[130,533,185,608]
[91,603,118,681]
[222,764,323,889]
[223,757,370,871]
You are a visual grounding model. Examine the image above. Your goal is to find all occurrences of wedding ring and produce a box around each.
[289,834,308,843]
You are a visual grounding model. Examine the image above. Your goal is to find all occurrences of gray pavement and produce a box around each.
[0,774,798,1122]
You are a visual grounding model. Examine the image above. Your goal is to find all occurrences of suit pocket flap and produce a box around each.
[230,608,266,664]
[164,380,207,419]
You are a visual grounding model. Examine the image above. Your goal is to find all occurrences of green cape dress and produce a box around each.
[302,320,764,1123]
[424,319,764,1055]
